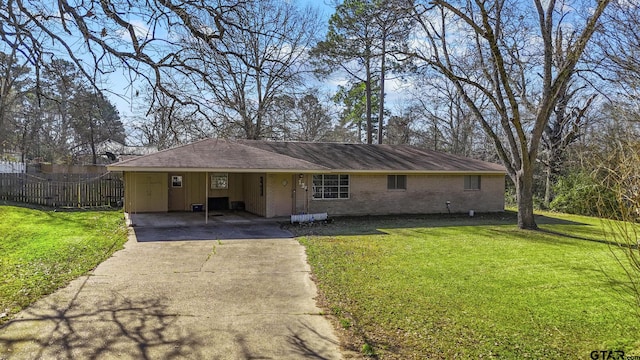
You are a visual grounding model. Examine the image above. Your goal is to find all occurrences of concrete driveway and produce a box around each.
[0,222,342,359]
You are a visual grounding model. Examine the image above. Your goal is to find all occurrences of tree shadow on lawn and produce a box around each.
[287,211,589,238]
[535,228,637,248]
[483,221,636,250]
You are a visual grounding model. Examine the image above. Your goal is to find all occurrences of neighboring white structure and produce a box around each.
[0,160,25,173]
[97,140,158,157]
[73,140,159,164]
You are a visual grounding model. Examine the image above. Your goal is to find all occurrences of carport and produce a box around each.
[125,211,294,241]
[120,171,268,224]
[107,139,326,223]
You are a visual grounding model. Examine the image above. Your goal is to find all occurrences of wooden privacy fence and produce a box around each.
[0,172,123,208]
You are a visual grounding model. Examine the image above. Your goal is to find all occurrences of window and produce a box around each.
[312,174,349,199]
[464,175,481,190]
[211,173,228,189]
[171,175,183,188]
[387,175,407,190]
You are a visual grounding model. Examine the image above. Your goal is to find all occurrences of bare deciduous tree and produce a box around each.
[540,82,596,208]
[0,49,31,152]
[410,79,484,156]
[131,90,209,150]
[410,0,610,229]
[598,0,640,103]
[385,111,416,145]
[268,91,334,142]
[173,0,322,140]
[0,0,248,114]
[594,133,640,309]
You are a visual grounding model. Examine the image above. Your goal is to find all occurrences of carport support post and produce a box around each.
[205,172,208,224]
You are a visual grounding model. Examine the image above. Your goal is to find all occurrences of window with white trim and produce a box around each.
[387,175,407,190]
[312,174,349,199]
[464,175,481,190]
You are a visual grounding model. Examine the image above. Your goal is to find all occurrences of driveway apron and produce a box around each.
[0,225,342,359]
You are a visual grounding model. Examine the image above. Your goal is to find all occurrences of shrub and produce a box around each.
[550,172,617,217]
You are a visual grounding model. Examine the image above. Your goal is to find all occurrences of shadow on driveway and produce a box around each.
[132,223,293,242]
[0,225,342,359]
[0,276,205,359]
[126,211,293,242]
[0,274,340,360]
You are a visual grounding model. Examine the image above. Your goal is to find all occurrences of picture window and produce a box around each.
[312,174,349,199]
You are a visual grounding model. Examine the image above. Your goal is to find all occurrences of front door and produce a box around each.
[168,173,185,211]
[293,174,308,214]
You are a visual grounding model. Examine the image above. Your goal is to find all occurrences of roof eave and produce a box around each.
[106,166,506,175]
[105,166,326,173]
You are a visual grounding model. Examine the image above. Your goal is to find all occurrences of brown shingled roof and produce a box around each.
[240,140,504,172]
[107,138,505,174]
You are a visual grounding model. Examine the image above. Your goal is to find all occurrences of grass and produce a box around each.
[0,205,128,324]
[295,211,640,359]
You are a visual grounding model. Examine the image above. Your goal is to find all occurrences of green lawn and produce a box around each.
[0,205,128,323]
[296,212,640,359]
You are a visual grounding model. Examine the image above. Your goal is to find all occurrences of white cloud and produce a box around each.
[116,20,151,42]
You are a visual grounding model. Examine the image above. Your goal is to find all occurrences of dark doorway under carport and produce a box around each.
[208,196,229,211]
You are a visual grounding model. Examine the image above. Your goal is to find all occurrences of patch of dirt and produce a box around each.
[308,273,369,359]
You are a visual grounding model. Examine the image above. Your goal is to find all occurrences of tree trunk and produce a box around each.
[90,119,97,165]
[378,36,386,145]
[0,104,5,150]
[516,168,538,230]
[91,142,97,165]
[365,59,373,144]
[544,163,552,208]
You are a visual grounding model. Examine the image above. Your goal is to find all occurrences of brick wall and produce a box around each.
[307,174,504,216]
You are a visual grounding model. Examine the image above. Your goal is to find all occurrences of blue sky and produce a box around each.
[101,0,412,141]
[107,0,336,126]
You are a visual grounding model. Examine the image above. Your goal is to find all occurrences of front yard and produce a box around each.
[2,204,638,358]
[0,205,128,324]
[295,212,640,359]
